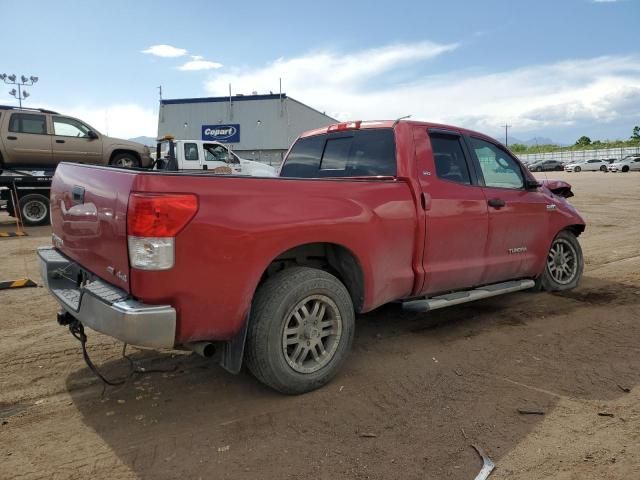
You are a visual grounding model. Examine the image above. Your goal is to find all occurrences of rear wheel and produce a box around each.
[110,152,140,168]
[245,267,355,394]
[18,193,50,226]
[536,230,583,292]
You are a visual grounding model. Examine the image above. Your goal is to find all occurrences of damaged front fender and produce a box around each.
[540,179,574,198]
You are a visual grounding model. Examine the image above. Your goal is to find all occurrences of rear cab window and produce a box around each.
[280,129,396,178]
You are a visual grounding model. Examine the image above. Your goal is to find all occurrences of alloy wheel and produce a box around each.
[282,294,343,374]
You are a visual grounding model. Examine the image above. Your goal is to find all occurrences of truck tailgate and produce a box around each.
[50,163,135,292]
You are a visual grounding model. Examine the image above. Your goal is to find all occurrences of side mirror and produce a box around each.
[87,130,98,139]
[525,179,541,190]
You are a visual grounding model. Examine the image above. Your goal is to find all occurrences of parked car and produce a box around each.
[608,155,640,172]
[155,137,277,176]
[564,159,608,172]
[528,160,564,172]
[39,120,585,394]
[0,105,152,171]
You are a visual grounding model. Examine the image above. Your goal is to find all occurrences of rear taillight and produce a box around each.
[127,193,198,270]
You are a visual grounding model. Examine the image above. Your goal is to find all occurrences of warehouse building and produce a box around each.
[157,93,337,165]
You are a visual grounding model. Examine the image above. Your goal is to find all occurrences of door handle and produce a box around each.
[7,136,17,140]
[488,198,506,209]
[56,139,65,144]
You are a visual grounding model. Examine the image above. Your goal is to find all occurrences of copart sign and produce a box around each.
[201,124,240,143]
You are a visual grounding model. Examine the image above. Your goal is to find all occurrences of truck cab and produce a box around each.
[155,137,277,176]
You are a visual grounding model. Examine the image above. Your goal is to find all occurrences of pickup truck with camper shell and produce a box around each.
[39,119,586,394]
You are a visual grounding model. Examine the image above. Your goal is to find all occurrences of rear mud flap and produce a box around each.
[219,315,249,374]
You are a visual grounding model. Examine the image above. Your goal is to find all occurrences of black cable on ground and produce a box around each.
[68,320,180,390]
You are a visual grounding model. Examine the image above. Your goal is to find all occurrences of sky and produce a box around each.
[1,0,638,144]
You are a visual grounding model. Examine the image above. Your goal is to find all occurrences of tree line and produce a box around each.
[509,126,640,154]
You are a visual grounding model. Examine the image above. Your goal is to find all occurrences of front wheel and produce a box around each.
[622,165,630,172]
[245,267,355,394]
[574,166,581,172]
[536,230,583,292]
[600,165,608,172]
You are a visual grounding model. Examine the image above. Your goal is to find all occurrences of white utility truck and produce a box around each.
[154,137,277,176]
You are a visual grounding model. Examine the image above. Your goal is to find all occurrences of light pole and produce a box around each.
[1,73,38,108]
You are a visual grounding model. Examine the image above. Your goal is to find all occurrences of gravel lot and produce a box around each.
[1,172,639,479]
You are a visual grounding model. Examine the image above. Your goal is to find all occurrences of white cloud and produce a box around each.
[178,55,223,71]
[58,104,157,139]
[142,44,188,58]
[206,41,457,96]
[204,44,640,137]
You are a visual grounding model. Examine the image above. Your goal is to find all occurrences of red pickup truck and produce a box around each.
[38,120,585,394]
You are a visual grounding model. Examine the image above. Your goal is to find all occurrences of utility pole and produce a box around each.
[502,123,512,147]
[1,73,38,108]
[157,85,162,101]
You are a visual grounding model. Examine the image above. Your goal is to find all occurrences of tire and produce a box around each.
[622,166,629,173]
[18,193,50,226]
[110,152,140,168]
[536,230,583,292]
[600,165,608,172]
[245,266,355,395]
[574,166,581,172]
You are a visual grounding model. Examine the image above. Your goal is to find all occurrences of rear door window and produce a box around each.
[280,129,396,178]
[429,133,472,185]
[9,113,47,134]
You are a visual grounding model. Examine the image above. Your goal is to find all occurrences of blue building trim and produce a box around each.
[161,94,287,105]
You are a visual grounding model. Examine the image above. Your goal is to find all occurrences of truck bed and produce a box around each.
[50,163,419,343]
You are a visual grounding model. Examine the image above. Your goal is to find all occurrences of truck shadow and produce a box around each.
[65,275,640,479]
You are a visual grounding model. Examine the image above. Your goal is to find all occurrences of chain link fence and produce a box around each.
[517,146,640,164]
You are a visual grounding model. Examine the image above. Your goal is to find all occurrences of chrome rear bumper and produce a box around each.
[37,246,176,348]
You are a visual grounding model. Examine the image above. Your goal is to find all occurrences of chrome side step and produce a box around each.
[402,279,535,312]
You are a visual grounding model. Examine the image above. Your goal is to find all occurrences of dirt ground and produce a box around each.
[1,171,639,480]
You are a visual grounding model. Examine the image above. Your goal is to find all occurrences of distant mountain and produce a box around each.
[509,136,559,146]
[128,136,156,147]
